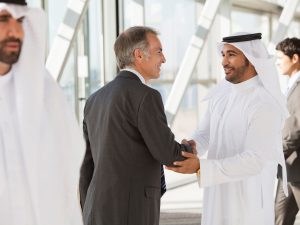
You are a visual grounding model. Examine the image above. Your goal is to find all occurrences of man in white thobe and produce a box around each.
[168,33,288,225]
[0,1,84,225]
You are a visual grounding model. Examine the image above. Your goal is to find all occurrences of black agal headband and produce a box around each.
[0,0,27,5]
[222,33,262,43]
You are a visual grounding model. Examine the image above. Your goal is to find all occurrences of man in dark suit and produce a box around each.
[79,26,190,225]
[275,37,300,225]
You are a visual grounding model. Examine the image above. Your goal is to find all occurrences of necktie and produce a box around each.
[161,165,166,196]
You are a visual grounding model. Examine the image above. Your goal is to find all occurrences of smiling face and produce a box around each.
[0,9,24,75]
[221,44,256,84]
[134,33,166,82]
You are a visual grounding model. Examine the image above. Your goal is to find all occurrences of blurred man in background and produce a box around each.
[0,1,84,225]
[275,37,300,225]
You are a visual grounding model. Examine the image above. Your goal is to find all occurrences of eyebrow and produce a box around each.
[0,14,12,18]
[152,47,162,51]
[0,14,25,22]
[17,16,25,21]
[221,50,239,55]
[0,11,13,16]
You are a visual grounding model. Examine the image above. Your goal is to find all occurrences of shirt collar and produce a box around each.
[231,75,260,92]
[122,67,146,84]
[287,71,300,90]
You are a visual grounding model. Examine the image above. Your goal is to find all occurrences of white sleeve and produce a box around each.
[199,104,281,187]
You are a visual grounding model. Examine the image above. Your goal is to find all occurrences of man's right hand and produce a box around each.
[166,151,200,174]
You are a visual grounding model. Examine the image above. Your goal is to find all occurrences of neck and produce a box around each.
[239,66,257,83]
[289,67,300,77]
[243,73,257,82]
[0,62,12,76]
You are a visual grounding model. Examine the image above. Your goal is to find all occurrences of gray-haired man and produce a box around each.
[79,26,191,225]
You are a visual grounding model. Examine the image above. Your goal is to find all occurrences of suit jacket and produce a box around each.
[281,76,300,182]
[79,71,187,225]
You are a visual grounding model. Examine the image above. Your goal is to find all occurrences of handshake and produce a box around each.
[166,139,200,174]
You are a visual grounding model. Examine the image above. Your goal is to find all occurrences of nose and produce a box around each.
[222,56,228,67]
[161,52,166,63]
[7,18,23,38]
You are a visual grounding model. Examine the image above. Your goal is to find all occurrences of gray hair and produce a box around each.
[114,26,158,69]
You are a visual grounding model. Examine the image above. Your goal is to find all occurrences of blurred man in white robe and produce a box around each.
[0,1,84,225]
[168,33,288,225]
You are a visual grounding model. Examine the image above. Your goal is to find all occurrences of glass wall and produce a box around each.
[144,0,197,79]
[231,8,272,43]
[28,0,105,119]
[86,0,104,95]
[26,0,41,7]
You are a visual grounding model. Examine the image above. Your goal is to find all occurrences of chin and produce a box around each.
[225,75,231,81]
[225,76,238,84]
[153,73,160,78]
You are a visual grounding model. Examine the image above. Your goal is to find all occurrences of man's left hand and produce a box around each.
[166,151,200,174]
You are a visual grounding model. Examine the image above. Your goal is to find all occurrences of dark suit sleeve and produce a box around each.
[137,89,186,166]
[283,109,300,158]
[79,118,94,210]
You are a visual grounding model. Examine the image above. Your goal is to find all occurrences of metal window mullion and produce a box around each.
[268,0,300,53]
[46,0,90,81]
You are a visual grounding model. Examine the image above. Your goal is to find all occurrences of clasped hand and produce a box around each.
[166,139,200,174]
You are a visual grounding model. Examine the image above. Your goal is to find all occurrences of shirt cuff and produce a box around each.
[197,158,214,187]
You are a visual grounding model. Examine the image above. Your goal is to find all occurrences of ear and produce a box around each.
[292,54,300,64]
[249,61,255,69]
[133,48,143,62]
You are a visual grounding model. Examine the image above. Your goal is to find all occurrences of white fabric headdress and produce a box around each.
[217,32,289,120]
[0,3,84,225]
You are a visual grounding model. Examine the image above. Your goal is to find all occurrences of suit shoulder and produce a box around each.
[84,81,115,113]
[87,78,118,99]
[140,86,162,103]
[116,76,162,99]
[291,82,300,95]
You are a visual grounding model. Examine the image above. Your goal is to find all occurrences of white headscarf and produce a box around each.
[0,3,84,225]
[209,32,289,195]
[217,33,289,120]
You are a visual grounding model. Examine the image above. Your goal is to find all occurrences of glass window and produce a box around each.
[26,0,41,7]
[46,0,69,47]
[287,19,300,37]
[59,47,77,111]
[231,8,271,44]
[86,0,104,95]
[144,0,197,79]
[42,0,104,119]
